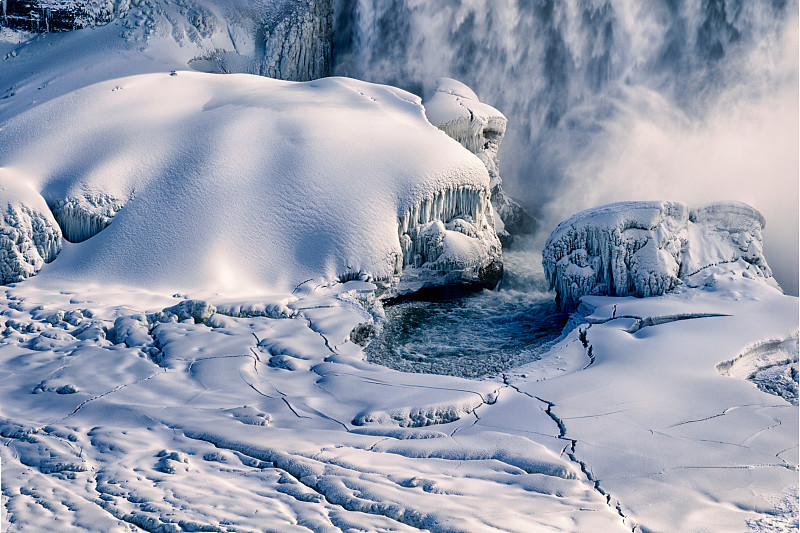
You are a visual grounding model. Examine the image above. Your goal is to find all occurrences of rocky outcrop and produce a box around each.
[543,201,778,310]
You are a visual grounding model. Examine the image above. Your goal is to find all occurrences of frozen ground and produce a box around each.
[0,265,796,532]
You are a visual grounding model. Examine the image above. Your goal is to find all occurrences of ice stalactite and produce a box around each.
[0,171,62,284]
[397,184,501,291]
[49,193,124,243]
[543,201,779,310]
[423,78,535,245]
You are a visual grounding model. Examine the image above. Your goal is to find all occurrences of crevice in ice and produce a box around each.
[54,368,166,424]
[531,392,635,531]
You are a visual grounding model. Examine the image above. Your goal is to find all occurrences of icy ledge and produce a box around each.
[543,201,779,310]
[0,170,62,283]
[423,78,536,243]
[396,185,502,293]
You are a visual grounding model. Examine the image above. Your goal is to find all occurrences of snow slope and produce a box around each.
[0,71,500,293]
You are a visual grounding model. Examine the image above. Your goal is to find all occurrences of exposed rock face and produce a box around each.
[0,170,62,284]
[260,0,332,81]
[543,201,777,310]
[423,78,536,245]
[2,0,129,31]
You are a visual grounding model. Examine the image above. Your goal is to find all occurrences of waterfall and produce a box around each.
[332,0,798,294]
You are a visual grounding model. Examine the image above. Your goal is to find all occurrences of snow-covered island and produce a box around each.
[0,2,797,532]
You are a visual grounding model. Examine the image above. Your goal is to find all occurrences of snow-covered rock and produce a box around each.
[0,72,500,293]
[543,201,778,310]
[423,77,535,244]
[0,169,62,284]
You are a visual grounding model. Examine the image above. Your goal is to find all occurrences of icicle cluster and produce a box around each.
[543,201,778,310]
[0,196,62,285]
[397,185,501,286]
[50,193,124,243]
[423,78,536,242]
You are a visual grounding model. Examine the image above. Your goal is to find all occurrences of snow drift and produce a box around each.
[543,201,778,310]
[0,72,500,293]
[423,78,535,243]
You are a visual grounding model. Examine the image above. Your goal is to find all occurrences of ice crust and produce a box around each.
[0,72,499,292]
[260,0,332,81]
[543,200,777,309]
[423,78,535,242]
[0,169,62,284]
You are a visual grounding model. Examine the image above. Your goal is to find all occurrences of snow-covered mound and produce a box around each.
[0,72,500,293]
[543,201,778,310]
[0,168,62,284]
[423,78,535,243]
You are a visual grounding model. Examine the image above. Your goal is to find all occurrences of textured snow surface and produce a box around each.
[0,71,499,292]
[423,78,534,242]
[0,169,61,284]
[543,200,779,309]
[0,273,796,532]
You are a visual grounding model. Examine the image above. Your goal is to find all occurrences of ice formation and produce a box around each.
[423,78,535,244]
[260,0,332,81]
[0,169,62,283]
[397,185,501,291]
[49,193,125,243]
[543,200,778,310]
[0,72,500,292]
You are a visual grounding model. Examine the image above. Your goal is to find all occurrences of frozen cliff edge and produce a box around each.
[423,78,536,244]
[0,169,62,283]
[543,201,779,310]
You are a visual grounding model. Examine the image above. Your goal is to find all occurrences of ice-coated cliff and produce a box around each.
[0,72,500,293]
[423,78,535,244]
[0,169,62,283]
[260,0,332,81]
[543,201,778,310]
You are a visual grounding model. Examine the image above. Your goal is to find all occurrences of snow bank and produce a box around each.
[0,169,62,284]
[543,201,778,309]
[0,72,499,293]
[423,78,535,242]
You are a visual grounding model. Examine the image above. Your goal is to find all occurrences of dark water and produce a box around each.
[366,243,568,378]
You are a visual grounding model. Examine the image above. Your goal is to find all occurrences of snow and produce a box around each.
[543,200,779,310]
[0,6,797,533]
[0,71,500,293]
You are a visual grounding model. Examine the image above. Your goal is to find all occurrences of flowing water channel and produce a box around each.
[366,240,569,378]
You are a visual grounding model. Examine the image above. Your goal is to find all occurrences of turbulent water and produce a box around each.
[366,239,567,378]
[332,0,799,294]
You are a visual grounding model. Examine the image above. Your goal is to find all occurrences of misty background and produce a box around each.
[331,0,799,295]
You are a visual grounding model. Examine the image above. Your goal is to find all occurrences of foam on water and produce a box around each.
[366,238,567,378]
